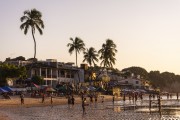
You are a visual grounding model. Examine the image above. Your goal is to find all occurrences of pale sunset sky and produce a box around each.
[0,0,180,74]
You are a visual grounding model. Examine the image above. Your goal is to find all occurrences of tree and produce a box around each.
[13,56,26,61]
[20,9,44,59]
[67,37,85,67]
[122,66,149,79]
[27,58,38,62]
[31,75,44,85]
[0,63,26,86]
[83,47,99,67]
[98,39,117,68]
[83,47,99,85]
[95,39,117,88]
[5,56,26,61]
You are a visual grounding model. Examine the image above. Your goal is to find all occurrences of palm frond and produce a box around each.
[24,24,30,35]
[35,24,43,35]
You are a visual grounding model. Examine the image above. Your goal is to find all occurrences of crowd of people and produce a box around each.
[16,90,179,115]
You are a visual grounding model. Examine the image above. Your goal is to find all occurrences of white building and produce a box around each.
[4,60,32,66]
[29,59,84,87]
[118,78,142,89]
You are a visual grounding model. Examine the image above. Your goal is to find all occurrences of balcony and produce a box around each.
[43,75,57,78]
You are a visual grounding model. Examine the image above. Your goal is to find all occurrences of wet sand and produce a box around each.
[0,95,179,120]
[0,112,9,120]
[0,95,114,107]
[0,101,162,120]
[0,95,114,120]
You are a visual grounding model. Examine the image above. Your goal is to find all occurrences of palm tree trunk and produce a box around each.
[32,28,36,59]
[30,28,36,94]
[75,50,78,67]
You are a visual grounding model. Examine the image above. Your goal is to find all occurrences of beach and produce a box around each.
[0,95,114,107]
[0,95,114,120]
[0,95,180,120]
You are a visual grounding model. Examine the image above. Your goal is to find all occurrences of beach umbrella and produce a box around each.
[57,86,66,92]
[45,87,56,92]
[31,82,40,88]
[80,86,88,91]
[0,88,8,93]
[95,87,106,92]
[2,86,14,92]
[88,86,96,91]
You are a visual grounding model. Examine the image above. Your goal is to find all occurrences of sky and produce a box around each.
[0,0,180,74]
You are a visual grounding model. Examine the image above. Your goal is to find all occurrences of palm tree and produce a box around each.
[97,39,117,90]
[98,39,117,68]
[20,9,44,59]
[67,37,85,67]
[83,47,99,85]
[83,47,99,67]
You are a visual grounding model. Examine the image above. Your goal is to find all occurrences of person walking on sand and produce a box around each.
[71,95,75,108]
[42,93,45,103]
[67,95,71,109]
[177,93,179,100]
[50,94,53,108]
[81,93,84,101]
[101,96,104,103]
[82,98,87,115]
[20,93,24,105]
[89,95,93,107]
[112,95,115,105]
[94,95,97,108]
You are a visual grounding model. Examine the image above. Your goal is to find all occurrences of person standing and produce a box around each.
[157,94,162,117]
[101,96,104,103]
[149,95,152,113]
[135,93,137,102]
[90,95,93,102]
[82,98,86,115]
[81,93,84,101]
[112,95,115,104]
[128,94,131,102]
[123,94,126,102]
[94,95,97,108]
[42,93,45,103]
[67,95,71,109]
[177,93,179,100]
[89,95,93,107]
[20,93,24,105]
[50,94,53,108]
[167,93,169,99]
[71,95,75,108]
[170,94,172,99]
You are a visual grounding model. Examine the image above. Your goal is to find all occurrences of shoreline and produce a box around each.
[0,95,114,120]
[0,95,115,108]
[0,95,179,120]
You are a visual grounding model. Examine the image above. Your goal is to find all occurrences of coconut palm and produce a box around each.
[83,47,99,67]
[20,9,44,59]
[83,47,99,85]
[98,39,117,68]
[67,37,85,67]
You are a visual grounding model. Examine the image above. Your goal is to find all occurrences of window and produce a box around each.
[71,74,74,78]
[41,70,46,76]
[136,81,139,84]
[60,71,65,77]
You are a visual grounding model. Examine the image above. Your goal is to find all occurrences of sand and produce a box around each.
[0,94,114,120]
[0,95,114,107]
[0,95,179,120]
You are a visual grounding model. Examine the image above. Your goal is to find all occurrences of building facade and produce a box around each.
[29,59,84,87]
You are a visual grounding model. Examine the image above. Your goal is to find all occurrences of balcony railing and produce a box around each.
[43,75,57,78]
